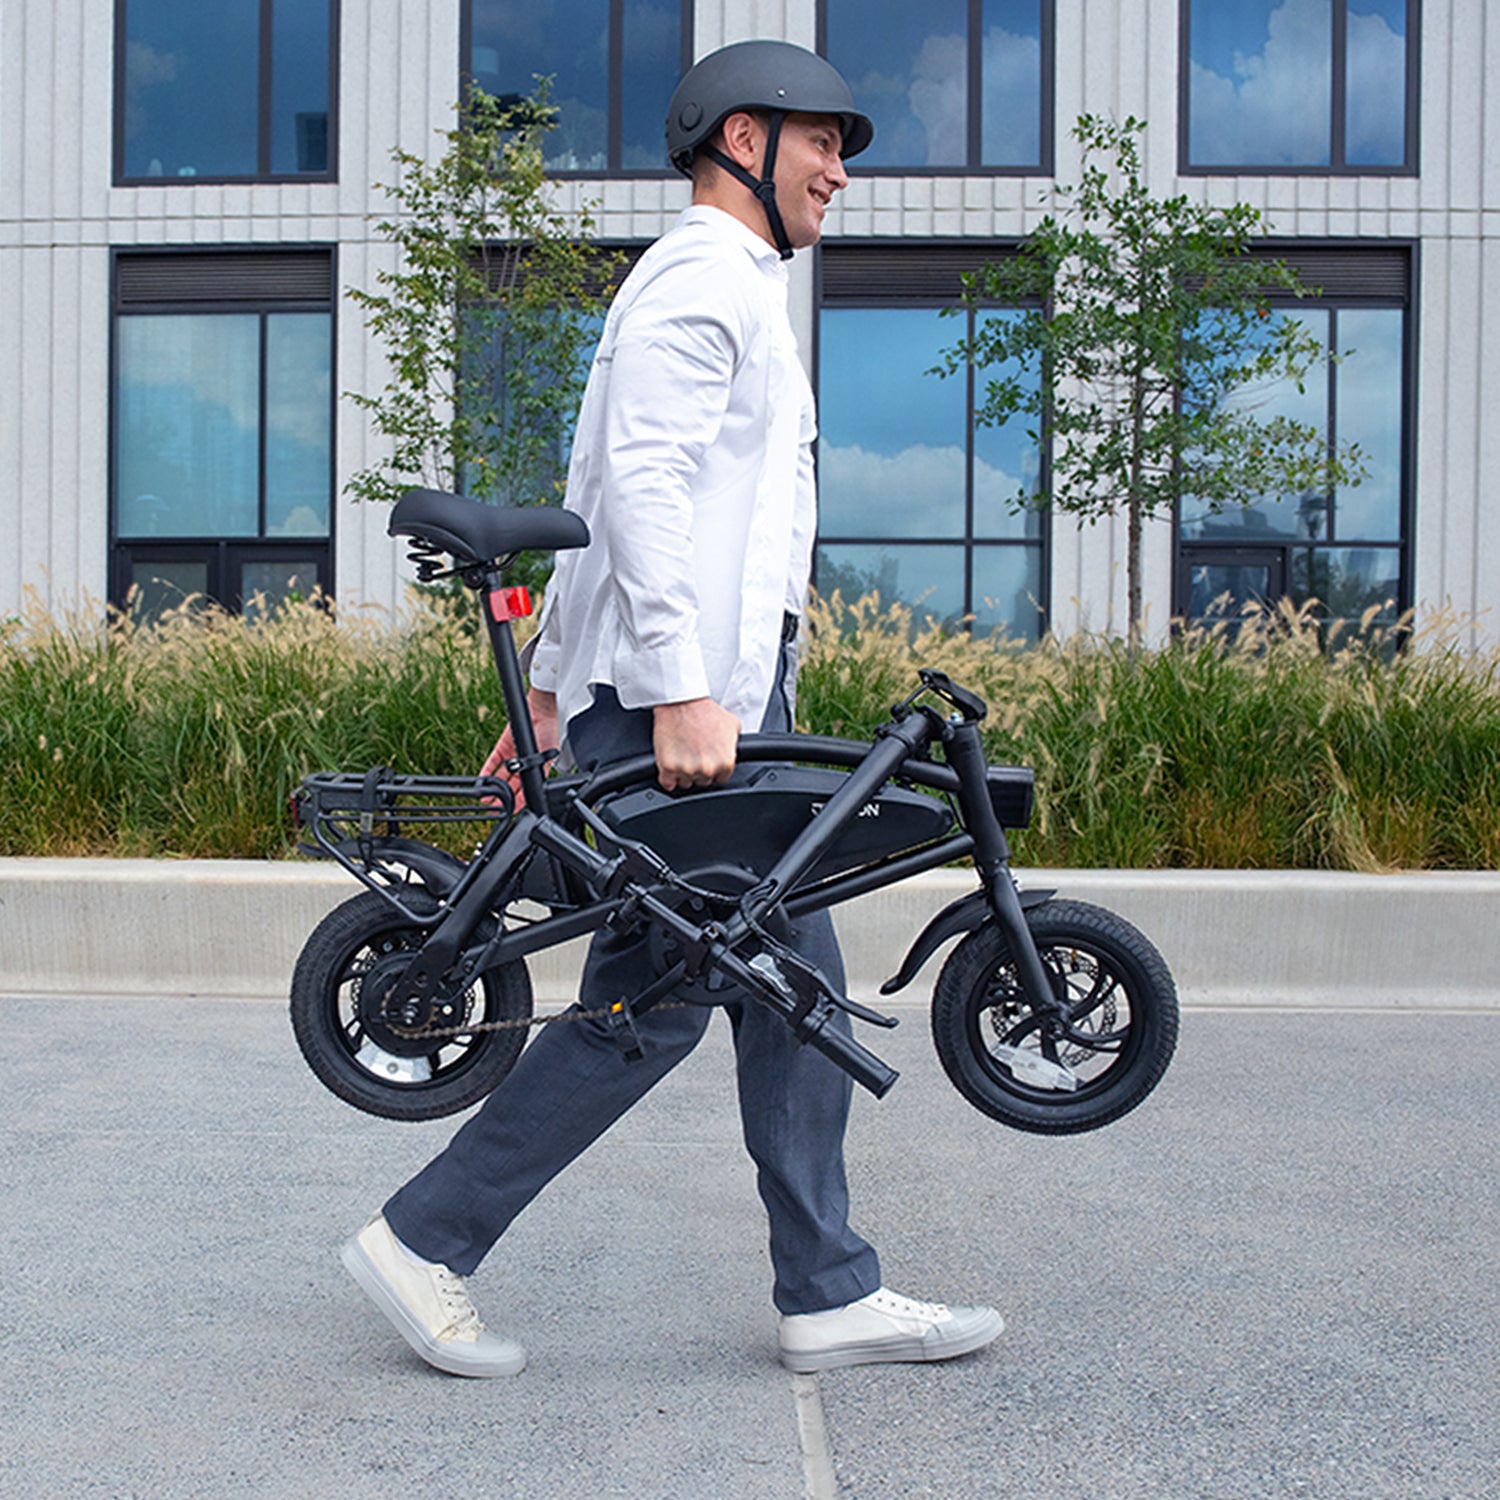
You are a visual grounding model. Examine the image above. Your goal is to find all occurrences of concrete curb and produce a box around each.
[2,857,1496,1009]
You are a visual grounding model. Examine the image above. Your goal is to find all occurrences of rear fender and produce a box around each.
[879,886,1055,996]
[330,836,468,898]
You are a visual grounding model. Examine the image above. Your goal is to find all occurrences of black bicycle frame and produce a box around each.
[296,553,1065,1097]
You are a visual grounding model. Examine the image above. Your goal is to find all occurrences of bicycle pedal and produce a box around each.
[605,998,646,1062]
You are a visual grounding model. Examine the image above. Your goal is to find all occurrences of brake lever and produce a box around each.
[751,934,899,1030]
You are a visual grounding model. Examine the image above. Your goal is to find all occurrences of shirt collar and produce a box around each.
[677,204,790,279]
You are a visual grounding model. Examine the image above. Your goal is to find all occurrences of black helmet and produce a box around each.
[666,40,874,175]
[664,40,873,260]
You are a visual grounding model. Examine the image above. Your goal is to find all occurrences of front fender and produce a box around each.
[879,886,1055,996]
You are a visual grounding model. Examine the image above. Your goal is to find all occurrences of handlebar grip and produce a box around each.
[798,1009,900,1098]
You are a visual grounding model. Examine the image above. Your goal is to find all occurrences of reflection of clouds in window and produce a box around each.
[981,25,1042,165]
[1330,307,1402,538]
[819,441,1029,539]
[265,386,329,453]
[120,317,261,434]
[908,33,967,167]
[623,2,677,60]
[123,40,178,145]
[470,0,610,169]
[1345,5,1407,165]
[266,505,326,538]
[1189,0,1332,165]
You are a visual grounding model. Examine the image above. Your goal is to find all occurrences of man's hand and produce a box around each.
[481,688,559,809]
[652,697,740,791]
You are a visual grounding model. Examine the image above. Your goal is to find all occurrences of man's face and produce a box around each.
[769,113,848,249]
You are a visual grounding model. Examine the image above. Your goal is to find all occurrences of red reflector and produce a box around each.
[488,586,533,622]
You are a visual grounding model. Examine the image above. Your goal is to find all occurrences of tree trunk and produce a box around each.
[1127,498,1143,651]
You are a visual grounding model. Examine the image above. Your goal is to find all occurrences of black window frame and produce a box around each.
[813,242,1051,641]
[1178,0,1420,177]
[1172,241,1418,628]
[113,0,340,186]
[459,0,693,178]
[817,0,1055,177]
[109,247,337,616]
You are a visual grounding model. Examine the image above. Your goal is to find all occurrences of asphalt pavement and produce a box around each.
[3,993,1498,1499]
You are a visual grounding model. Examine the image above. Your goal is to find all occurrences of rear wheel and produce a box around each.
[290,890,531,1121]
[931,900,1178,1134]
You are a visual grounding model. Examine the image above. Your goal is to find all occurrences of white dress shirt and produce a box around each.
[527,205,817,742]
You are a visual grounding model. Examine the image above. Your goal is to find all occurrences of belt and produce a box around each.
[782,611,801,644]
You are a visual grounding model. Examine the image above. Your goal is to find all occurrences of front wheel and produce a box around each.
[290,890,532,1121]
[931,900,1178,1134]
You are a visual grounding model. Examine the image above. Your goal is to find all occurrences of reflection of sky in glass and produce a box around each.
[271,0,331,173]
[818,308,968,538]
[981,0,1043,166]
[1346,0,1407,165]
[1188,0,1331,166]
[972,545,1042,640]
[826,0,1044,168]
[620,3,682,169]
[1181,309,1330,540]
[1189,0,1407,167]
[471,0,610,170]
[123,0,259,177]
[816,544,966,623]
[118,313,332,540]
[470,0,679,170]
[265,315,332,537]
[1332,308,1402,539]
[827,0,967,168]
[972,309,1041,537]
[117,315,260,537]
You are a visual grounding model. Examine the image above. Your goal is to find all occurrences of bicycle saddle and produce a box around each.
[390,488,590,564]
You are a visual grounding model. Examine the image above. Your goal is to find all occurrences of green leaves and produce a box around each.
[345,81,622,579]
[942,114,1363,641]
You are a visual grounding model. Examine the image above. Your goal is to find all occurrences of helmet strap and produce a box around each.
[701,110,795,261]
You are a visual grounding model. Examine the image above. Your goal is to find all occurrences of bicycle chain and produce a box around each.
[395,994,695,1043]
[361,947,700,1043]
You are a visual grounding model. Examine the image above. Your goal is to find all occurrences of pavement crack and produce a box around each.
[790,1372,839,1499]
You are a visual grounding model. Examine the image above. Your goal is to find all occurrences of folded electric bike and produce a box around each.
[289,489,1178,1134]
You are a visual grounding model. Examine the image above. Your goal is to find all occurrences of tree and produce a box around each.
[938,115,1361,645]
[346,83,620,582]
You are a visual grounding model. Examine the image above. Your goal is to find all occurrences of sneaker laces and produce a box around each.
[432,1267,485,1339]
[865,1289,949,1324]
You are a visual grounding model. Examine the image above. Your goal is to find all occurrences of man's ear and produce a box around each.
[717,110,766,173]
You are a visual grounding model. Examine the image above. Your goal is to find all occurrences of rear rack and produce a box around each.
[295,769,514,874]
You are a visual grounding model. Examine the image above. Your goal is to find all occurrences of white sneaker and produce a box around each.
[779,1287,1003,1373]
[340,1215,525,1378]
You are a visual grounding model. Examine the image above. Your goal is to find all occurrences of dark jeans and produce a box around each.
[384,642,881,1315]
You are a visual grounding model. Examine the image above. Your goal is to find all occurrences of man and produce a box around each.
[341,39,1003,1379]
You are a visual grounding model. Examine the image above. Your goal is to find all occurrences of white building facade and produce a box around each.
[1,1,1494,643]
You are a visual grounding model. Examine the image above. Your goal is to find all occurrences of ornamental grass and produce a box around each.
[3,588,1499,869]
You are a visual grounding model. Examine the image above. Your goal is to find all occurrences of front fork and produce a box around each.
[918,687,1063,1021]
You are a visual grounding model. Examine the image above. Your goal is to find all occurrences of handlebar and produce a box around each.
[794,1005,900,1097]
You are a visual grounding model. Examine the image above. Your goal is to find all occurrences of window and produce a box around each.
[1181,0,1417,173]
[112,252,334,616]
[115,0,336,182]
[463,1,690,173]
[819,0,1053,172]
[1176,247,1413,631]
[816,248,1047,641]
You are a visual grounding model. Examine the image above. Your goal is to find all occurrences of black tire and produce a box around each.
[931,899,1178,1135]
[290,890,532,1121]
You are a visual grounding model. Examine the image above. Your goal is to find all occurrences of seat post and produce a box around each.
[480,569,549,811]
